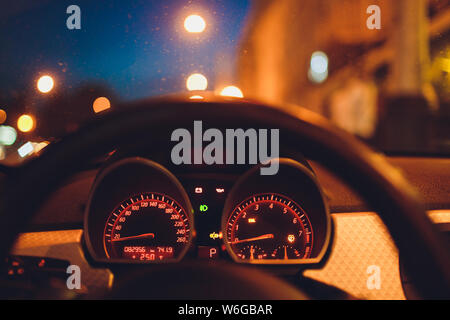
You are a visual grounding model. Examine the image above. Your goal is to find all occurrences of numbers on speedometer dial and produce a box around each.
[225,193,313,262]
[103,192,191,262]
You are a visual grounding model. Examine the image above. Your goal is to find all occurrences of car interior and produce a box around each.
[0,0,449,300]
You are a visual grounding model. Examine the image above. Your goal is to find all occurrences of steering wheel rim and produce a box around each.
[1,97,449,299]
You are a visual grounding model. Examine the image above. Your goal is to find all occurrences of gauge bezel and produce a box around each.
[221,158,331,265]
[84,157,195,264]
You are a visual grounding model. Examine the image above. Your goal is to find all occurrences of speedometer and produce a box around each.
[225,193,313,263]
[103,192,191,262]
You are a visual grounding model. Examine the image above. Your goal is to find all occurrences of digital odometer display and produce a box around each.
[103,192,191,262]
[121,246,174,261]
[225,193,313,262]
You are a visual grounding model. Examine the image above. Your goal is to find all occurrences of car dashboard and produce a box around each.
[6,152,450,300]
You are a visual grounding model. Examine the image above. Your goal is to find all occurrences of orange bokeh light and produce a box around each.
[93,97,111,113]
[0,109,6,124]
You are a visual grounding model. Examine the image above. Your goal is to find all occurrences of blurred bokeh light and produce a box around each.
[186,73,208,91]
[18,141,34,158]
[0,109,7,124]
[0,126,17,146]
[220,85,244,98]
[17,114,35,132]
[37,75,54,93]
[93,97,111,113]
[189,95,204,99]
[308,51,329,84]
[184,15,206,33]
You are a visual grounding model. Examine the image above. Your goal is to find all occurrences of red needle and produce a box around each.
[111,233,155,242]
[231,234,274,244]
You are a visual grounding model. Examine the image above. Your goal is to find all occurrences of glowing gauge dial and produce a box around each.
[103,193,191,262]
[238,245,267,260]
[225,193,313,263]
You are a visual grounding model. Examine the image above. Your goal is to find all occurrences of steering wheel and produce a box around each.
[0,97,449,299]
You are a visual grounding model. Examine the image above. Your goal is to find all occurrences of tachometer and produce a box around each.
[103,192,191,262]
[225,193,313,263]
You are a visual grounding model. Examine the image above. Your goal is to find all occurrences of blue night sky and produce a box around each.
[0,0,251,102]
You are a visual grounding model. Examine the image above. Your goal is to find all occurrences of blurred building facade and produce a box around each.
[238,0,450,153]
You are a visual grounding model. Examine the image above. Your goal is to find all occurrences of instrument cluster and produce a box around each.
[84,157,331,267]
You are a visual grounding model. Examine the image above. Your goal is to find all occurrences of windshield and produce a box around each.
[0,0,449,164]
